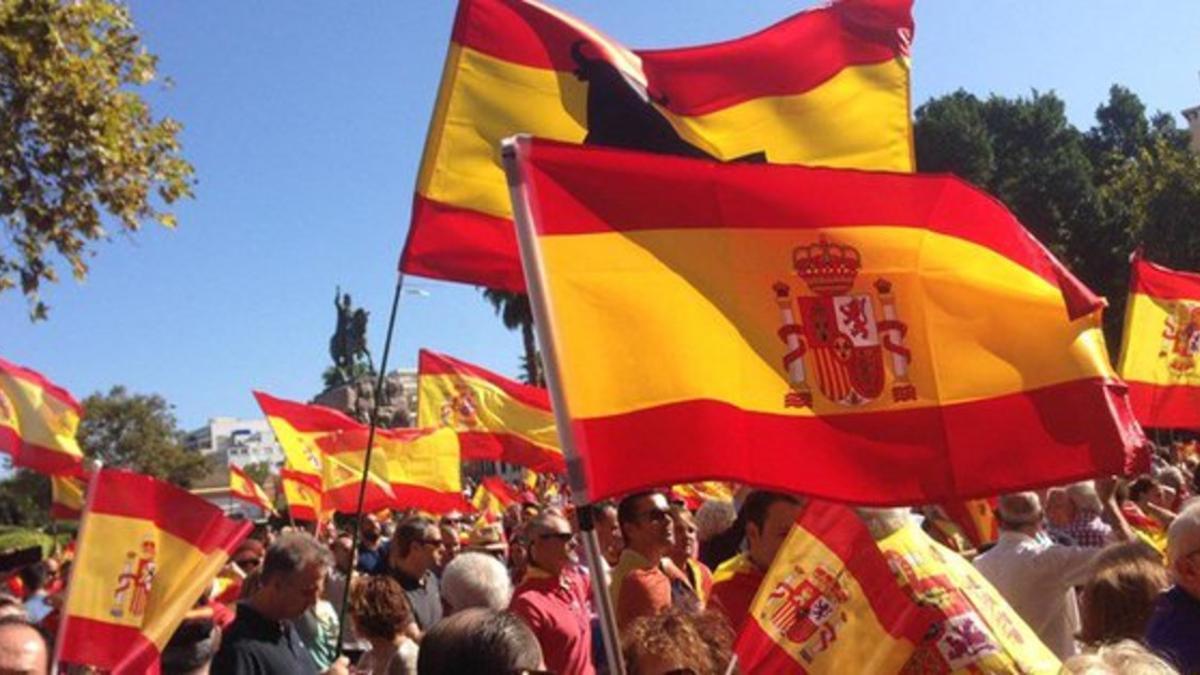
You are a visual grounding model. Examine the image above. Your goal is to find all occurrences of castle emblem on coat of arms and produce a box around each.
[773,236,916,408]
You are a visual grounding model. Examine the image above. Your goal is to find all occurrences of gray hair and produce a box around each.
[440,552,512,613]
[1066,481,1104,513]
[261,531,333,582]
[1156,466,1186,492]
[1167,501,1200,569]
[694,499,737,543]
[996,492,1043,528]
[1060,639,1178,674]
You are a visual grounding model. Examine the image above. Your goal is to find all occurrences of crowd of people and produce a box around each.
[0,442,1198,673]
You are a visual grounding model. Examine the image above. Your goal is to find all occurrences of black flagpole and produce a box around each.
[334,272,406,653]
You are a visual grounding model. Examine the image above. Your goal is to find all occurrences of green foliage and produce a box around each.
[914,85,1200,348]
[78,386,210,487]
[481,289,543,386]
[0,468,50,527]
[240,460,273,487]
[0,0,195,319]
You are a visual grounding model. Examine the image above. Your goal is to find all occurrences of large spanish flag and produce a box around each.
[0,357,84,475]
[418,349,563,472]
[353,426,470,514]
[509,138,1144,505]
[401,0,914,291]
[1117,252,1200,429]
[229,464,277,515]
[57,469,252,673]
[878,521,1059,672]
[733,501,933,673]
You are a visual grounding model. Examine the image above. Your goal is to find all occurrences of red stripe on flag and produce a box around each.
[391,484,472,514]
[1130,254,1200,302]
[58,616,160,673]
[0,429,83,476]
[522,140,1101,318]
[574,378,1137,505]
[1128,380,1200,430]
[459,431,565,473]
[450,0,910,115]
[419,350,552,410]
[0,357,83,414]
[290,504,320,522]
[399,195,525,291]
[88,470,252,555]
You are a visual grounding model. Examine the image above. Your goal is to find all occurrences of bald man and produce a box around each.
[0,618,48,675]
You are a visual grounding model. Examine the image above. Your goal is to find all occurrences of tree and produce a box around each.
[0,0,194,319]
[77,386,210,487]
[240,460,273,487]
[481,289,543,386]
[0,468,49,527]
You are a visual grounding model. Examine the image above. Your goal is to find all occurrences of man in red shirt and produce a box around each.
[609,492,694,630]
[711,491,802,633]
[509,512,594,675]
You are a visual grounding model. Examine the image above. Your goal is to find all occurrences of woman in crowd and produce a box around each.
[349,575,419,675]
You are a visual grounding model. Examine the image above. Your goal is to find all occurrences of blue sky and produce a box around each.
[3,1,1198,431]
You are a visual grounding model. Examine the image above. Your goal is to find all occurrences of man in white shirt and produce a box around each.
[974,481,1132,659]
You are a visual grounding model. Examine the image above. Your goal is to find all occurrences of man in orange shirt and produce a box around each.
[710,491,803,633]
[609,492,695,630]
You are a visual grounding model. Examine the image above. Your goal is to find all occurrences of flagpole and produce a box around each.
[51,462,103,674]
[334,271,406,652]
[502,135,625,675]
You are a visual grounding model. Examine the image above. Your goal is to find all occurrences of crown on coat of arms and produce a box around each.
[792,236,861,296]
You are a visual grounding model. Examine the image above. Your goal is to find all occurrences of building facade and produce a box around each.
[1185,104,1200,153]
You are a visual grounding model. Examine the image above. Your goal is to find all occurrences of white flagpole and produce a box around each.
[501,135,625,675]
[51,460,103,674]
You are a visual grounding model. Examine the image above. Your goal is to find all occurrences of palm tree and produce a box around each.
[481,289,542,386]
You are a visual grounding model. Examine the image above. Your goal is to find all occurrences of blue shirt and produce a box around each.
[1146,586,1200,672]
[356,539,389,574]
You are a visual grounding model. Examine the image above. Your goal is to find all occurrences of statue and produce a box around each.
[327,287,374,388]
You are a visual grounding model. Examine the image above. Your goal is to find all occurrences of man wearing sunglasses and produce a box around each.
[510,511,595,675]
[387,516,445,636]
[610,492,695,630]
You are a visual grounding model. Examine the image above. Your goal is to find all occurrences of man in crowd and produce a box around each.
[213,531,348,674]
[1062,481,1114,547]
[0,617,46,675]
[416,608,545,674]
[710,491,802,633]
[1146,501,1200,671]
[609,491,693,629]
[591,502,622,588]
[510,511,594,675]
[440,552,512,613]
[356,514,388,574]
[974,485,1132,659]
[387,515,445,635]
[1043,487,1077,545]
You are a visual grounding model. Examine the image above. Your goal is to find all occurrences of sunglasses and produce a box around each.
[418,538,445,547]
[235,558,262,569]
[636,507,671,523]
[538,532,574,542]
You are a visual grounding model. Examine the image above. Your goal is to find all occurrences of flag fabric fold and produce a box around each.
[280,469,326,523]
[472,476,520,518]
[418,349,564,472]
[878,521,1060,672]
[0,357,85,476]
[229,465,277,515]
[1117,251,1200,429]
[510,138,1144,505]
[57,469,252,674]
[401,0,914,290]
[51,474,87,521]
[733,501,933,673]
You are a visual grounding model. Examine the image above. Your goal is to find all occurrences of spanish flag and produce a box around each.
[472,476,520,517]
[1117,252,1200,429]
[370,426,470,514]
[229,464,277,515]
[418,350,563,472]
[56,469,252,673]
[401,0,914,291]
[670,482,735,511]
[50,474,86,521]
[938,498,998,548]
[254,391,396,514]
[508,138,1144,505]
[0,357,84,475]
[878,521,1060,672]
[733,501,933,673]
[280,468,326,522]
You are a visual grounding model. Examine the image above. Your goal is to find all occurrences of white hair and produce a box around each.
[1167,501,1200,569]
[996,492,1043,527]
[693,499,736,543]
[1060,639,1178,674]
[1156,466,1185,492]
[439,552,512,613]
